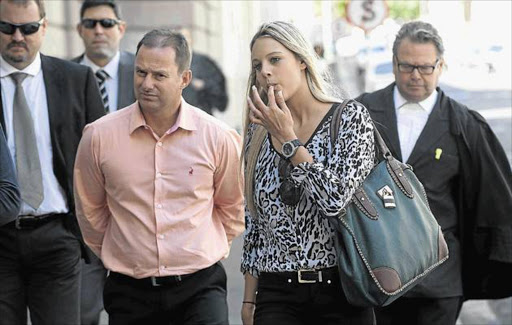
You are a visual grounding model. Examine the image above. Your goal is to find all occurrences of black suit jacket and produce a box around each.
[0,54,105,261]
[72,51,136,110]
[357,83,512,299]
[0,124,20,225]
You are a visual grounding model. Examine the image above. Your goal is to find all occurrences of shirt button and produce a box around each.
[157,142,163,147]
[156,172,162,178]
[156,204,162,209]
[158,234,165,240]
[160,265,165,270]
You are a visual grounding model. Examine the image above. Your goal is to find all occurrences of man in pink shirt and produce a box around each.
[74,29,245,324]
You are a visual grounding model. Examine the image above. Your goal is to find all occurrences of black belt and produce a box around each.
[109,263,217,288]
[260,266,339,284]
[5,213,65,230]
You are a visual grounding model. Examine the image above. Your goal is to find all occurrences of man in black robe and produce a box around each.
[356,21,512,325]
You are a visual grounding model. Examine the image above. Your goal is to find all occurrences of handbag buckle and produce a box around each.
[377,185,396,208]
[298,270,322,283]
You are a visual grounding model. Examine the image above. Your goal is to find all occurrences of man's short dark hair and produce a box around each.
[392,21,445,59]
[136,29,191,73]
[80,0,121,19]
[5,0,46,18]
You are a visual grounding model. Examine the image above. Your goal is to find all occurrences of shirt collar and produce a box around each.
[0,52,42,78]
[82,51,120,79]
[393,85,438,114]
[178,99,198,131]
[128,98,198,135]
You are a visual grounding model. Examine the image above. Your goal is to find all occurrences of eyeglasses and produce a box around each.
[396,59,440,75]
[81,18,120,29]
[278,158,302,206]
[0,18,45,35]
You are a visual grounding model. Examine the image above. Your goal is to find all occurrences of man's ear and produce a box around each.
[118,21,126,37]
[76,23,84,39]
[181,69,192,89]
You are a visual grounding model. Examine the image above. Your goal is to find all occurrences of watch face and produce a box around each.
[283,143,293,156]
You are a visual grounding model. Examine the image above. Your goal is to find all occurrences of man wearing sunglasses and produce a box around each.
[74,0,135,115]
[0,0,105,324]
[72,1,135,324]
[357,21,512,325]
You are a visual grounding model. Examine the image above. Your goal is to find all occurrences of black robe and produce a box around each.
[357,83,512,299]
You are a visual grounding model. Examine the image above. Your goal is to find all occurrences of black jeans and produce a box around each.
[0,216,81,325]
[375,296,464,325]
[103,262,228,325]
[254,268,375,325]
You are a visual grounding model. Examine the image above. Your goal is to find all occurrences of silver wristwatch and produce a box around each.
[282,139,303,160]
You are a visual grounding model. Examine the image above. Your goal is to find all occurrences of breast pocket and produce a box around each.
[419,150,459,192]
[167,165,214,203]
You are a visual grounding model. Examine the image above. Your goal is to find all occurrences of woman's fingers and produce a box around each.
[247,96,264,125]
[251,85,268,110]
[274,89,291,114]
[267,85,276,108]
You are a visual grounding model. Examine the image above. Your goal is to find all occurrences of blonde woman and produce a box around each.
[240,21,376,324]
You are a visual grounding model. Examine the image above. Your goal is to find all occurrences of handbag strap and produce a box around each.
[330,99,413,197]
[330,99,391,158]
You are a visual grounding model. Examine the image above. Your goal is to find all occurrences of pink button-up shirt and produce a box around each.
[74,100,244,278]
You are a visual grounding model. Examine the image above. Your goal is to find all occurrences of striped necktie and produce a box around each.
[95,69,110,113]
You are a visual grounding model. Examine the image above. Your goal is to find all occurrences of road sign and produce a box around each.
[346,0,389,32]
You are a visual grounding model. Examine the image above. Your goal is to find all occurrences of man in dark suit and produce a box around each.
[356,21,512,325]
[0,0,104,324]
[72,1,135,323]
[73,0,135,113]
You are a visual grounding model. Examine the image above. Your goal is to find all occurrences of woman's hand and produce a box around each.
[242,273,258,325]
[241,302,255,325]
[247,85,296,144]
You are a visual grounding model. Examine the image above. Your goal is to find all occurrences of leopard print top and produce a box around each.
[241,101,376,276]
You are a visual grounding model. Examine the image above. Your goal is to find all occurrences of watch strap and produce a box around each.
[282,139,303,159]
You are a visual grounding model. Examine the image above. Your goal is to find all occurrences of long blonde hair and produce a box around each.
[243,21,343,218]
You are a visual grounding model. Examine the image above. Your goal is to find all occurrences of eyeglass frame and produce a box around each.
[395,58,440,75]
[80,18,121,29]
[0,17,45,36]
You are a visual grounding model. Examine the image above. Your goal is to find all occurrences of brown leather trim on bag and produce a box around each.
[373,267,402,293]
[386,158,413,198]
[438,227,449,261]
[353,188,378,219]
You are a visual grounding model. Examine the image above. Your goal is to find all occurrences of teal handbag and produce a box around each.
[327,100,449,307]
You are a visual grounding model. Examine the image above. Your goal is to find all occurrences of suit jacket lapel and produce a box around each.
[369,84,403,160]
[41,55,66,172]
[0,87,5,135]
[406,93,450,165]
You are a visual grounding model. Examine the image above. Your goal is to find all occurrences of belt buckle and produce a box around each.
[298,270,322,283]
[15,216,36,230]
[150,277,162,287]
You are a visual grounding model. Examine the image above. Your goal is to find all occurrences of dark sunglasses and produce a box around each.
[81,18,120,29]
[278,158,302,206]
[0,18,45,35]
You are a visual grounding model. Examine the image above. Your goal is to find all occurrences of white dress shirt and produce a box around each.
[0,53,69,216]
[393,86,438,163]
[81,51,120,112]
